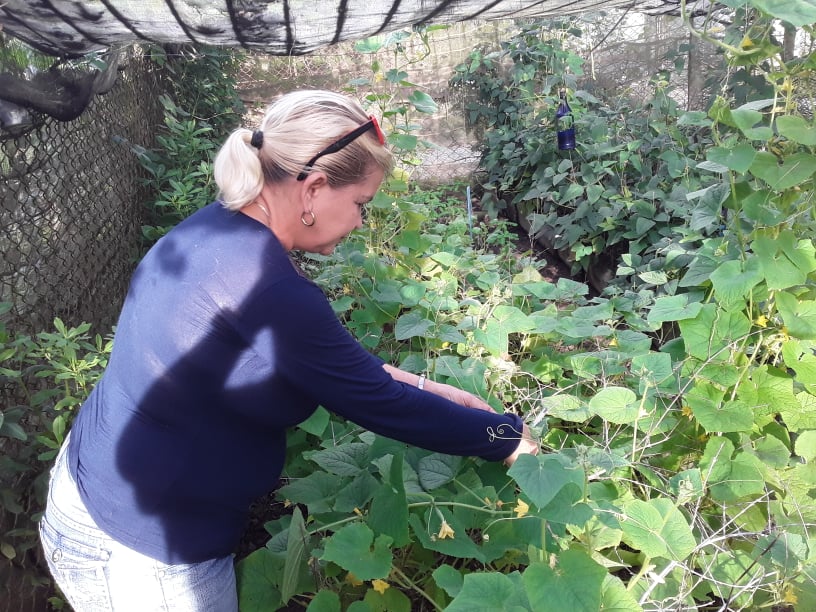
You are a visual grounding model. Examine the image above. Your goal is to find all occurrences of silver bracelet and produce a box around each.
[417,375,426,390]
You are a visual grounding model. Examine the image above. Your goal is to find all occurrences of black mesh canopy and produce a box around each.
[1,0,680,57]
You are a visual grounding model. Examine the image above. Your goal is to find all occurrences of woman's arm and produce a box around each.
[382,364,539,465]
[382,364,493,411]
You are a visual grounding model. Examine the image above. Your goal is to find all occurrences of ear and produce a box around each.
[300,171,329,200]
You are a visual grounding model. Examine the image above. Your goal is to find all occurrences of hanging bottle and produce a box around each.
[555,88,576,151]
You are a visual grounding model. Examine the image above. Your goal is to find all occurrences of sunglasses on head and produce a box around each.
[296,115,386,181]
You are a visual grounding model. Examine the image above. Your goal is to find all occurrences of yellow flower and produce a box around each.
[782,586,798,605]
[514,499,529,518]
[371,579,390,594]
[437,520,455,540]
[755,314,768,328]
[740,35,755,49]
[346,572,363,587]
[681,405,693,420]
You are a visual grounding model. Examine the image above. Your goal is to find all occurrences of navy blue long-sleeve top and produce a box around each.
[67,202,524,563]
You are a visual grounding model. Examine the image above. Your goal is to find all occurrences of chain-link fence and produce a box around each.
[1,52,168,336]
[0,49,172,611]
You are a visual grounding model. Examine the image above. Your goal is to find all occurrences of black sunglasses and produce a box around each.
[296,115,386,181]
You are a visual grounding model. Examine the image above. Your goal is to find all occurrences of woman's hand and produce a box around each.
[381,364,539,466]
[502,423,539,467]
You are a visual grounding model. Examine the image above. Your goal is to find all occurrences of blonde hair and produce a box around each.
[214,90,394,211]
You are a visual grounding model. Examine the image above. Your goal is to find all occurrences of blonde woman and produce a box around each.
[40,90,538,611]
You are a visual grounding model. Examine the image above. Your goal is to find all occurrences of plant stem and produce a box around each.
[627,556,653,591]
[391,565,444,612]
[407,500,512,516]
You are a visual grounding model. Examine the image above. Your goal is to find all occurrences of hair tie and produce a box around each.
[250,130,264,149]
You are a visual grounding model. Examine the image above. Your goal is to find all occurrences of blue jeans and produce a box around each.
[39,438,239,611]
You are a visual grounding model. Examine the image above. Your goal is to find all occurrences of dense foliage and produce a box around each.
[133,45,245,245]
[5,4,816,610]
[235,6,816,611]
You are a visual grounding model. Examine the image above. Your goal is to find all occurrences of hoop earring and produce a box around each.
[301,211,316,227]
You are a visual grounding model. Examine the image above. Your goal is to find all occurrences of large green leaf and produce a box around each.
[776,291,816,339]
[777,115,816,145]
[432,564,464,598]
[620,498,696,561]
[507,453,585,510]
[236,548,285,612]
[630,352,674,389]
[474,305,536,356]
[281,507,307,604]
[306,443,369,477]
[446,572,530,612]
[699,437,735,487]
[750,0,816,25]
[732,108,773,140]
[700,437,766,501]
[409,90,438,114]
[589,386,639,425]
[669,469,705,504]
[417,453,461,490]
[408,509,485,561]
[363,585,412,612]
[647,295,703,325]
[333,472,379,513]
[781,391,816,432]
[794,430,816,462]
[698,550,764,609]
[394,311,434,340]
[522,551,606,611]
[782,339,816,385]
[686,381,754,433]
[707,144,757,173]
[298,406,330,436]
[277,472,346,514]
[749,152,816,190]
[678,304,751,362]
[541,394,591,422]
[709,258,763,306]
[753,231,816,290]
[305,590,341,612]
[737,365,800,423]
[320,523,393,581]
[600,574,643,611]
[368,453,409,547]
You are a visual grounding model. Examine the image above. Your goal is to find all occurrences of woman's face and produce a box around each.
[300,168,385,255]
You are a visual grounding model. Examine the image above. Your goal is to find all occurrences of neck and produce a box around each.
[239,184,297,251]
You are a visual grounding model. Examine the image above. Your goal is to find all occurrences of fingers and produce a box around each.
[502,423,540,466]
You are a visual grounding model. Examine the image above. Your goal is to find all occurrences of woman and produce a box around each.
[39,90,538,611]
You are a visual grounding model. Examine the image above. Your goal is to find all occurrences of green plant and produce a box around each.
[0,306,111,592]
[134,94,220,243]
[451,23,719,294]
[346,27,443,182]
[132,46,245,245]
[233,6,816,607]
